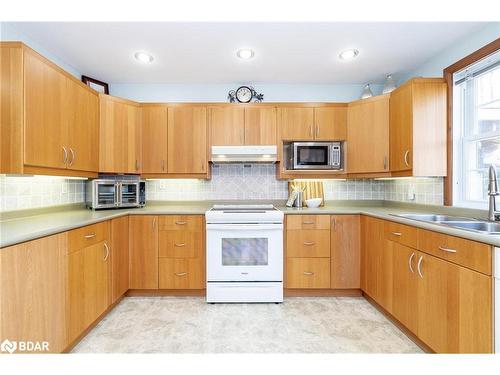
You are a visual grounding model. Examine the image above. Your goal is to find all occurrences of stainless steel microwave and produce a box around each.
[284,142,343,170]
[86,179,146,210]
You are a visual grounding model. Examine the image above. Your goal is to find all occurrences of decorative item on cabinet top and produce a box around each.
[288,180,325,207]
[82,75,109,95]
[360,84,373,99]
[382,74,397,94]
[228,86,264,103]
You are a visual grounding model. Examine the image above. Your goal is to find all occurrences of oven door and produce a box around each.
[94,181,118,208]
[206,223,283,282]
[119,182,139,207]
[293,142,332,169]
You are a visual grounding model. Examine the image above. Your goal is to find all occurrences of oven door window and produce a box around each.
[97,184,116,205]
[121,184,138,204]
[296,146,328,165]
[221,238,268,266]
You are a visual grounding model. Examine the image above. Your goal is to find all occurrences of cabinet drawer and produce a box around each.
[384,221,418,249]
[417,229,492,275]
[159,231,202,258]
[286,258,330,288]
[68,221,109,253]
[287,215,330,230]
[158,215,203,231]
[286,230,330,258]
[158,258,204,289]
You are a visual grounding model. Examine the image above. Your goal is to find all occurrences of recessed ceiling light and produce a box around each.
[237,49,254,60]
[339,49,359,61]
[134,51,154,64]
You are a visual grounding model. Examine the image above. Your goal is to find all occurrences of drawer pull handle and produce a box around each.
[175,221,187,225]
[438,246,457,253]
[303,271,314,276]
[303,241,315,246]
[175,272,187,277]
[391,232,402,237]
[174,243,186,247]
[302,221,315,225]
[84,233,96,239]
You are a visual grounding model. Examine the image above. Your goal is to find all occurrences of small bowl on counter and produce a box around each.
[305,198,322,208]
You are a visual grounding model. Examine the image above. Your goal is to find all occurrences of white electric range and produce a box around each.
[205,204,284,303]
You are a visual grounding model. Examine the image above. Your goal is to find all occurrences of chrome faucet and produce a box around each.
[488,164,500,221]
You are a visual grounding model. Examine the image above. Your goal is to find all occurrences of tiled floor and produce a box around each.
[71,296,422,353]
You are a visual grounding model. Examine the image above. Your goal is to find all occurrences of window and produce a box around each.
[453,51,500,208]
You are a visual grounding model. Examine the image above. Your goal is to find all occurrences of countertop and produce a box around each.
[1,200,499,248]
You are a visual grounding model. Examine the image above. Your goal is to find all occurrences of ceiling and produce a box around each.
[5,22,486,84]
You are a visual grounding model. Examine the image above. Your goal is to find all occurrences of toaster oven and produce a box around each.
[86,179,146,210]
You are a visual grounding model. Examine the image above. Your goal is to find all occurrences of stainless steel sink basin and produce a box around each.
[446,221,500,234]
[393,214,477,222]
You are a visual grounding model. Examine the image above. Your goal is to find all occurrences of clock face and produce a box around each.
[236,86,252,103]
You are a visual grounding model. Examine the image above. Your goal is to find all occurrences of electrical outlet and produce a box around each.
[407,186,415,201]
[159,180,166,190]
[61,182,68,194]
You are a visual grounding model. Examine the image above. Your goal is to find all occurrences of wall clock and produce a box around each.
[228,86,264,103]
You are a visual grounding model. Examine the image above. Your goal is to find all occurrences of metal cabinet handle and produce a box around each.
[161,159,165,171]
[152,217,156,230]
[310,124,313,138]
[175,221,187,225]
[302,221,315,225]
[316,124,319,138]
[175,272,187,277]
[68,148,75,167]
[408,252,415,273]
[417,256,424,279]
[303,271,314,276]
[62,146,68,165]
[103,242,109,261]
[391,232,402,237]
[404,150,410,167]
[303,241,315,246]
[84,233,96,239]
[174,243,186,247]
[383,156,388,170]
[438,246,457,253]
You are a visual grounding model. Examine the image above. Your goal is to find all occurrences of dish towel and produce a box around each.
[288,180,325,207]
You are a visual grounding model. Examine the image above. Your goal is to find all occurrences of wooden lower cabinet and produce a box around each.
[0,233,68,353]
[286,258,330,288]
[111,216,129,303]
[158,258,204,289]
[67,222,111,344]
[331,215,360,289]
[129,215,159,289]
[286,229,330,258]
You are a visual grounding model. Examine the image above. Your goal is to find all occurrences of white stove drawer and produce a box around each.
[207,282,283,303]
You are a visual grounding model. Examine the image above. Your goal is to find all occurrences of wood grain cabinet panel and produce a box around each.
[158,258,204,289]
[389,82,413,172]
[286,214,330,230]
[141,105,168,173]
[330,215,360,289]
[111,216,129,303]
[314,107,347,140]
[384,221,418,249]
[159,215,203,231]
[278,107,314,140]
[210,107,245,145]
[286,258,330,288]
[159,230,203,258]
[286,230,330,258]
[0,233,68,353]
[129,215,159,289]
[167,106,208,174]
[244,107,277,145]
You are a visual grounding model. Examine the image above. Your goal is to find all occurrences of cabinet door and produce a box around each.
[244,107,277,145]
[391,242,418,333]
[66,81,99,172]
[347,96,389,174]
[331,215,360,289]
[278,107,314,140]
[390,84,413,172]
[167,107,207,174]
[142,106,168,173]
[111,216,129,303]
[361,216,382,298]
[210,107,245,145]
[0,234,68,353]
[126,104,142,174]
[68,241,110,344]
[314,107,347,140]
[99,96,128,173]
[129,215,158,289]
[24,50,68,169]
[416,253,492,353]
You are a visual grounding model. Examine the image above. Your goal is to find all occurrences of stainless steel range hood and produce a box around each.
[210,146,277,163]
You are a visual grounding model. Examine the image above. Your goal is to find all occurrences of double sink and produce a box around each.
[392,214,500,235]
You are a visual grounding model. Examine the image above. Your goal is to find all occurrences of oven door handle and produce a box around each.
[206,224,283,231]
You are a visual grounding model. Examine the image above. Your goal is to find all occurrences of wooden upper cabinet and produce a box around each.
[142,105,168,173]
[244,107,277,145]
[390,78,447,176]
[278,107,314,140]
[167,106,208,174]
[210,107,245,145]
[24,49,68,170]
[99,95,141,174]
[347,95,390,174]
[314,107,347,140]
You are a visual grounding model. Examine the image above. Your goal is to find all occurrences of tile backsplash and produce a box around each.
[0,166,444,212]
